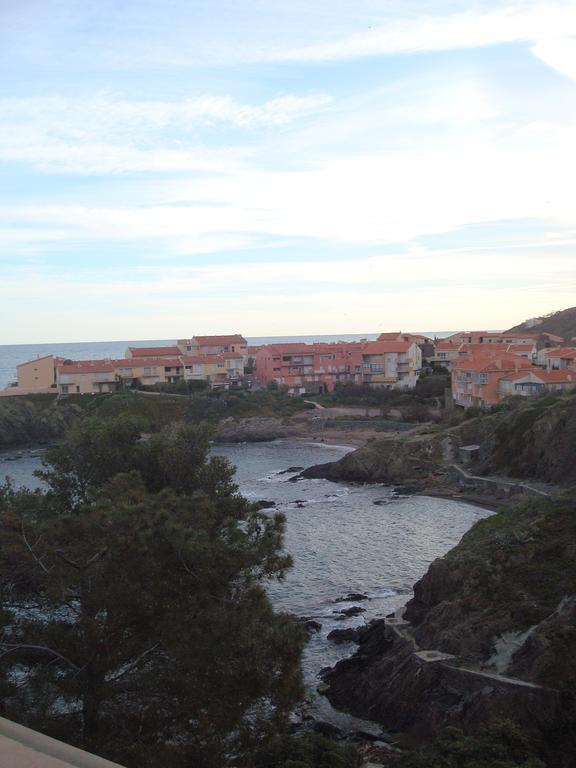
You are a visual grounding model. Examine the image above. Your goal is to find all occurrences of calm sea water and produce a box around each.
[1,439,489,733]
[0,332,454,389]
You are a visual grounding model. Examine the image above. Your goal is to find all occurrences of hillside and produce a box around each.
[507,305,576,341]
[302,392,576,492]
[324,494,576,766]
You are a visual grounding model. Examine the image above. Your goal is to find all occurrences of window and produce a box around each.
[61,384,69,394]
[143,367,157,377]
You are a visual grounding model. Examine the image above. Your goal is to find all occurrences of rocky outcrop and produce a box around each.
[213,417,304,443]
[0,396,83,449]
[301,395,576,494]
[323,495,576,761]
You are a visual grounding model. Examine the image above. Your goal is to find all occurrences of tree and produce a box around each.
[0,417,305,767]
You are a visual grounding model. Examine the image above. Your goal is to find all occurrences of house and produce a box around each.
[445,331,539,346]
[377,331,433,345]
[451,352,534,408]
[429,341,463,371]
[499,369,576,398]
[57,361,119,395]
[15,355,63,391]
[541,347,576,371]
[181,352,243,388]
[360,341,422,388]
[177,335,248,358]
[112,358,183,387]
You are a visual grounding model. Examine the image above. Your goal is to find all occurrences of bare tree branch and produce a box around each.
[0,643,80,671]
[20,520,51,574]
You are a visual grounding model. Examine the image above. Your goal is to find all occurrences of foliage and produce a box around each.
[397,720,545,768]
[0,416,305,767]
[251,734,362,768]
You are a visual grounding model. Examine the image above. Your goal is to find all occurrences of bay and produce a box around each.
[1,439,490,732]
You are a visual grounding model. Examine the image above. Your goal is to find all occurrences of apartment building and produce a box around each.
[541,347,576,370]
[498,369,576,399]
[177,334,248,358]
[255,342,364,393]
[360,341,422,388]
[255,339,422,393]
[181,353,243,387]
[429,341,461,370]
[445,331,539,346]
[451,353,534,408]
[16,355,62,389]
[57,361,119,394]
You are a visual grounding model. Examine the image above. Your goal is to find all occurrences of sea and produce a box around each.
[1,439,489,735]
[0,332,454,390]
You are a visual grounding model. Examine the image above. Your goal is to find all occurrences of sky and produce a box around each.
[1,0,576,343]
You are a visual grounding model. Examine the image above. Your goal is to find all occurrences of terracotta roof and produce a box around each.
[113,358,182,368]
[128,346,181,357]
[453,353,534,373]
[58,361,115,374]
[501,370,576,383]
[376,332,403,340]
[434,341,459,351]
[544,347,576,358]
[193,335,247,345]
[362,341,413,354]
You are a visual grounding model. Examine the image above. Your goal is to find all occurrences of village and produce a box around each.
[3,327,576,410]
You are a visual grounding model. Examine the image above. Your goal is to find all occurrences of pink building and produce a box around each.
[255,342,364,393]
[451,352,534,408]
[255,339,422,393]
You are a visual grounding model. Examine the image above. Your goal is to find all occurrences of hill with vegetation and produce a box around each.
[0,390,313,449]
[507,305,576,341]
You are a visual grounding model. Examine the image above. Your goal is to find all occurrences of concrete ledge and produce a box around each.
[0,717,125,768]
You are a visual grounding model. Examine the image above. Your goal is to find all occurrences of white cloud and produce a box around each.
[275,2,576,63]
[0,93,332,175]
[532,37,576,80]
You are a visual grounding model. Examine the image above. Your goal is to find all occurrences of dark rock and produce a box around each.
[327,628,360,643]
[287,475,304,483]
[337,606,366,617]
[312,721,345,740]
[253,499,276,509]
[335,593,369,603]
[318,666,333,678]
[393,483,423,495]
[302,619,322,633]
[277,466,305,474]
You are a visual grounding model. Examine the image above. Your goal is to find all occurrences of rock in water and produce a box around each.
[327,628,360,643]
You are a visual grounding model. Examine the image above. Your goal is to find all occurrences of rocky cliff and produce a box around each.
[0,395,84,449]
[324,495,576,765]
[302,394,576,490]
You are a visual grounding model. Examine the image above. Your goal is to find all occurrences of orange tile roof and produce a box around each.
[193,334,247,345]
[362,341,413,354]
[113,358,182,368]
[58,361,115,374]
[129,346,182,357]
[544,347,576,358]
[453,353,534,373]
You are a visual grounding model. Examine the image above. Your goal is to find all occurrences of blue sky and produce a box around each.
[1,0,575,343]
